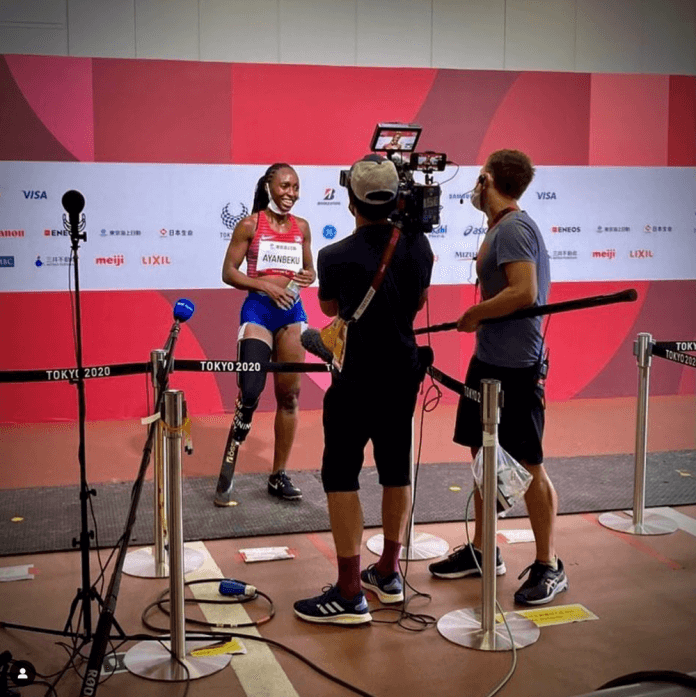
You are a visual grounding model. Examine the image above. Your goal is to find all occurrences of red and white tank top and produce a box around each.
[246,211,304,279]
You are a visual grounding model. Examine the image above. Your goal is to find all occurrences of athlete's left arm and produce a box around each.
[293,218,317,287]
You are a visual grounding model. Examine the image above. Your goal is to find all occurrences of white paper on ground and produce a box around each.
[498,529,535,544]
[0,564,35,581]
[239,546,295,562]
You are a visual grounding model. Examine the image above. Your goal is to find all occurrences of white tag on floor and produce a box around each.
[498,529,535,544]
[0,564,35,581]
[239,546,295,562]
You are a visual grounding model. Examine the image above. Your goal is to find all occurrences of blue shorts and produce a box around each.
[239,292,307,334]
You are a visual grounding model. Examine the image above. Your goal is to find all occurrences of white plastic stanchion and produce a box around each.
[437,380,539,651]
[599,333,677,536]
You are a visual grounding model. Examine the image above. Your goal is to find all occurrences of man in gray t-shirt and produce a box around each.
[429,149,568,607]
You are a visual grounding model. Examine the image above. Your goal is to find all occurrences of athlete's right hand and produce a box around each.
[261,281,295,310]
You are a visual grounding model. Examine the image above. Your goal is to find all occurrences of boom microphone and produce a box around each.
[61,190,85,215]
[173,297,195,322]
[414,288,639,335]
[300,327,334,363]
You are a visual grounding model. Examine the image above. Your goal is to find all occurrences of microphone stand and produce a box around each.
[0,192,125,647]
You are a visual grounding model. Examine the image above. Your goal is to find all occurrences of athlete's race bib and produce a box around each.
[257,238,303,275]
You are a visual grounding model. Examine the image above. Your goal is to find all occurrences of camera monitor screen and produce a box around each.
[370,123,422,153]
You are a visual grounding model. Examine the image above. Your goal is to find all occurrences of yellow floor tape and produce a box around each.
[497,603,598,628]
[184,540,300,697]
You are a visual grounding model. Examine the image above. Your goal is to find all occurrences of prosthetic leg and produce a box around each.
[214,335,272,506]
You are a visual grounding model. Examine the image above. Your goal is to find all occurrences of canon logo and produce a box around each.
[0,229,25,237]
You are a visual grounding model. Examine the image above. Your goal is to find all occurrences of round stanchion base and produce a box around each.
[598,511,678,536]
[438,608,539,651]
[366,532,449,560]
[123,546,206,578]
[125,640,229,682]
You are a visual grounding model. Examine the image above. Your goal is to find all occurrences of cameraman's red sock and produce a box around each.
[337,555,361,599]
[376,539,401,577]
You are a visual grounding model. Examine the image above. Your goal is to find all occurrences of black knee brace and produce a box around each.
[233,338,272,442]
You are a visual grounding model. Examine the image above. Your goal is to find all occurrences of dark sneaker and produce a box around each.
[514,558,568,606]
[361,564,404,604]
[294,585,372,625]
[268,470,302,500]
[428,543,506,579]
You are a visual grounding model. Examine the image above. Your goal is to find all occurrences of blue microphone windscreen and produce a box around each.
[173,298,195,322]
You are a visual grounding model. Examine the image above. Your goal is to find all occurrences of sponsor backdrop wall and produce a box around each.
[1,55,695,423]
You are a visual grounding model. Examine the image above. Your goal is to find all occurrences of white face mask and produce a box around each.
[471,189,483,211]
[265,183,286,215]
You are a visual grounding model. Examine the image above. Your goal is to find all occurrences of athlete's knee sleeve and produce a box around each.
[237,338,272,407]
[232,338,272,442]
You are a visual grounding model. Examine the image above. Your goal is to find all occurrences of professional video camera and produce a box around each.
[341,123,446,234]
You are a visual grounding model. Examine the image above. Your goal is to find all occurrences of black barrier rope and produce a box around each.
[0,359,331,383]
[651,345,696,369]
[414,288,638,335]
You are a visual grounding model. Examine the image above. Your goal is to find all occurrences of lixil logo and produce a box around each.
[142,255,171,266]
[630,249,653,258]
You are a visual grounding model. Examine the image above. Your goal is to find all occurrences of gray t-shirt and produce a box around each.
[475,210,550,368]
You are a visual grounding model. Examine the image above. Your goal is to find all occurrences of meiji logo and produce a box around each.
[551,226,581,233]
[592,249,616,259]
[630,249,653,258]
[536,192,557,200]
[23,190,48,199]
[0,256,14,267]
[323,225,337,240]
[95,255,125,266]
[45,228,69,236]
[463,225,486,236]
[0,229,25,237]
[455,251,476,259]
[142,255,171,265]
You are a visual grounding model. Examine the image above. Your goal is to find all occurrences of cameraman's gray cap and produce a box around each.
[349,154,399,204]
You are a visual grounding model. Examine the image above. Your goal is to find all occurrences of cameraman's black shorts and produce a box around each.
[322,377,420,492]
[453,356,545,466]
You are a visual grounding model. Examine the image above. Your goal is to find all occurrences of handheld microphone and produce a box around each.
[219,579,257,597]
[300,327,334,363]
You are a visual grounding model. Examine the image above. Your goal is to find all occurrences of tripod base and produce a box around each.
[123,546,205,578]
[366,532,449,560]
[438,608,539,651]
[598,511,678,536]
[125,640,228,682]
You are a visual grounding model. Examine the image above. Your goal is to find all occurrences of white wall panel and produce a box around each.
[505,0,576,71]
[432,0,505,69]
[356,0,432,67]
[135,0,199,60]
[0,0,66,26]
[0,26,67,54]
[68,0,135,58]
[200,0,279,63]
[640,0,696,75]
[576,0,642,73]
[279,0,356,65]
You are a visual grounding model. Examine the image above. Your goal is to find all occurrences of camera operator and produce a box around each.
[294,154,433,625]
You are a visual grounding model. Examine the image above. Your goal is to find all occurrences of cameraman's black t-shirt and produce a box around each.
[317,224,433,383]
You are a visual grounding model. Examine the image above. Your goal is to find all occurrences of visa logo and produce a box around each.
[537,192,556,200]
[23,190,48,199]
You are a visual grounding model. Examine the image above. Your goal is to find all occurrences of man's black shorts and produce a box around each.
[453,356,545,465]
[322,377,420,492]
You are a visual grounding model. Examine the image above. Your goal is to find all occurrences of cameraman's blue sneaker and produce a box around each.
[294,585,372,625]
[361,564,404,604]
